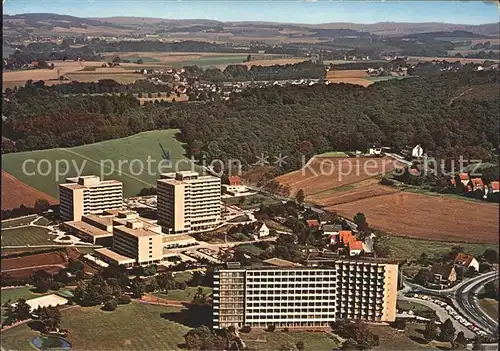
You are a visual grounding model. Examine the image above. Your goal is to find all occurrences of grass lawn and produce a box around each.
[236,244,265,256]
[366,323,437,350]
[479,298,499,321]
[1,286,52,323]
[1,303,190,351]
[2,129,199,198]
[223,194,280,210]
[241,330,339,351]
[152,286,212,302]
[1,215,38,229]
[316,151,349,157]
[1,226,58,247]
[397,300,434,313]
[32,216,52,226]
[173,271,193,283]
[378,234,495,261]
[174,55,248,68]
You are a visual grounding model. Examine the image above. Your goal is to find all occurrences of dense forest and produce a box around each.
[3,71,499,173]
[185,61,326,82]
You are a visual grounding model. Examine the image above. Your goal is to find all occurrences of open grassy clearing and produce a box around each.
[315,151,349,157]
[1,215,38,229]
[173,271,193,283]
[378,234,496,261]
[0,303,190,351]
[366,323,437,350]
[241,330,339,351]
[174,55,248,67]
[223,193,280,210]
[152,286,213,302]
[1,227,58,247]
[2,129,198,198]
[397,300,434,313]
[0,286,50,306]
[236,244,265,256]
[478,298,498,321]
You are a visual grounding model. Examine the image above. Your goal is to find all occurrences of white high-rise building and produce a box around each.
[213,260,398,329]
[157,171,221,234]
[59,175,123,221]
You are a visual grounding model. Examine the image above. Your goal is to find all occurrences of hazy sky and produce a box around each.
[4,0,499,25]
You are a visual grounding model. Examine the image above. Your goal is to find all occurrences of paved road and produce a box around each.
[452,271,498,334]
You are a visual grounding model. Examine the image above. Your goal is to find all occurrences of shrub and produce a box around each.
[267,324,276,332]
[102,299,117,311]
[117,294,131,304]
[283,327,289,332]
[240,325,251,333]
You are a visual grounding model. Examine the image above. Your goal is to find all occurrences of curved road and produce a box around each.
[452,271,498,334]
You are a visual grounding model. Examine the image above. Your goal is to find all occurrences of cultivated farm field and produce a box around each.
[274,156,403,197]
[326,69,373,86]
[328,191,499,243]
[2,129,199,198]
[2,170,59,210]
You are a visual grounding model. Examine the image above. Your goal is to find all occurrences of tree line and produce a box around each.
[3,71,499,175]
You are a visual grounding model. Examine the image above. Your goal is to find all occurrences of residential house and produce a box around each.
[252,222,270,239]
[323,224,343,244]
[222,176,249,196]
[412,144,424,158]
[306,219,320,230]
[368,145,382,156]
[430,264,457,287]
[469,178,484,191]
[454,253,479,272]
[339,231,363,256]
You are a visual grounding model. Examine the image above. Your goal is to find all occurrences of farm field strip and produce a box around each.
[328,191,499,243]
[275,156,402,196]
[2,170,58,210]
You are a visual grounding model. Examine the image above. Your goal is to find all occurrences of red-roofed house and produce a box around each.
[469,178,484,191]
[222,176,248,196]
[306,219,320,229]
[458,173,469,186]
[454,253,479,272]
[348,240,364,256]
[228,176,241,186]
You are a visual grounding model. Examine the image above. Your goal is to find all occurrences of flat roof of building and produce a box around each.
[59,183,85,190]
[263,258,303,267]
[83,214,114,227]
[65,220,113,238]
[162,234,197,243]
[95,248,136,264]
[114,225,162,238]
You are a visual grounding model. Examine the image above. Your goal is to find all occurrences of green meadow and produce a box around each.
[2,129,200,198]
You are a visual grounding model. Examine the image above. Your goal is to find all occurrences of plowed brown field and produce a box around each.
[309,184,400,207]
[328,191,499,243]
[2,171,58,210]
[275,156,403,197]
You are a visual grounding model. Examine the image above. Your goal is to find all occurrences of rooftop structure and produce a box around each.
[213,260,398,329]
[59,175,123,221]
[157,171,221,234]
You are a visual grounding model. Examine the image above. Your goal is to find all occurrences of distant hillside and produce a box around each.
[3,13,499,39]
